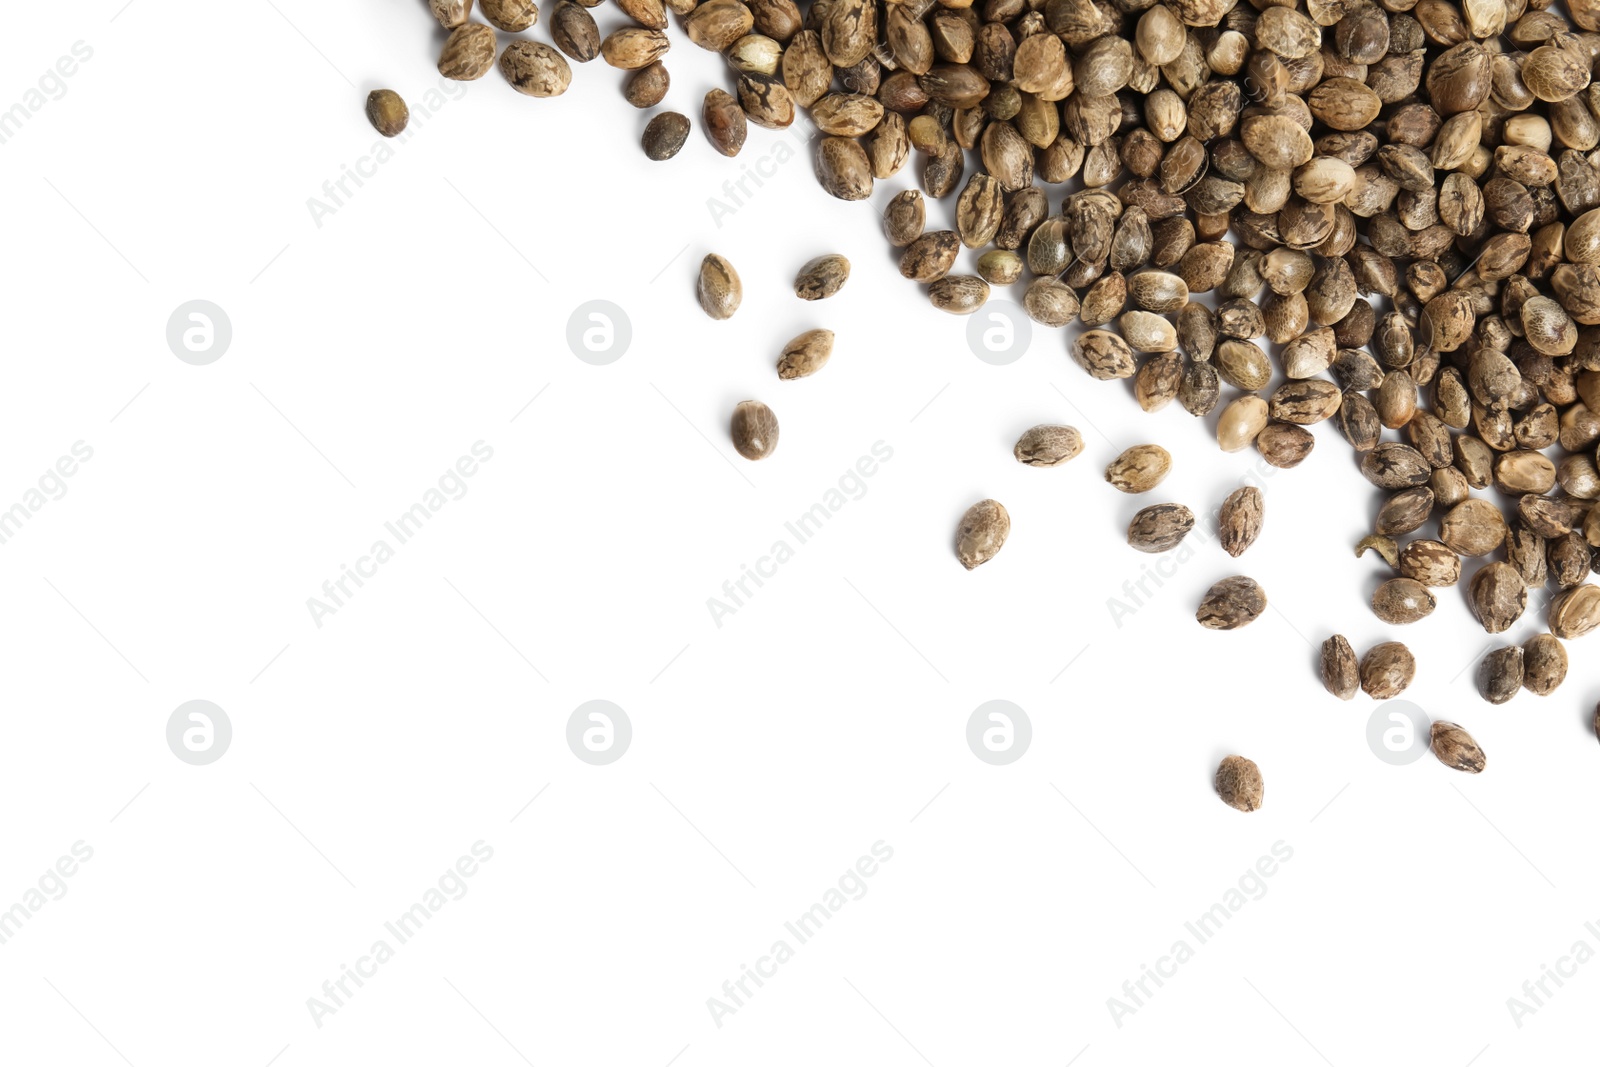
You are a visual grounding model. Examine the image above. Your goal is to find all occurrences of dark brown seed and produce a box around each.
[956,498,1010,570]
[1128,504,1195,553]
[624,62,670,108]
[1361,641,1416,699]
[884,190,925,247]
[1321,634,1360,699]
[1478,646,1524,705]
[1197,576,1267,630]
[1218,486,1263,558]
[737,72,795,128]
[1376,487,1434,535]
[702,89,747,156]
[1523,633,1568,696]
[642,111,690,159]
[1361,443,1431,489]
[794,254,849,300]
[816,136,872,199]
[899,231,959,283]
[1430,721,1486,773]
[1257,423,1315,468]
[928,275,989,314]
[365,90,409,137]
[1372,577,1436,624]
[1468,562,1528,634]
[1215,755,1264,812]
[550,2,601,60]
[730,400,779,460]
[1014,425,1084,467]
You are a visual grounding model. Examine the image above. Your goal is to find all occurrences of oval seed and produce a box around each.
[1128,503,1195,553]
[776,329,834,380]
[1014,425,1084,467]
[365,90,409,137]
[1360,642,1416,699]
[1215,755,1264,812]
[730,400,779,461]
[794,254,850,300]
[642,111,691,159]
[1372,577,1436,624]
[1430,721,1486,774]
[1197,576,1267,630]
[1105,445,1171,493]
[696,254,742,320]
[1218,486,1264,558]
[956,499,1010,570]
[1320,635,1359,699]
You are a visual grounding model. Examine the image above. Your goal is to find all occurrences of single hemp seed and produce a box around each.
[365,89,409,137]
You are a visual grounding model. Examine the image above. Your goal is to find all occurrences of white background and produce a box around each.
[1,1,1597,1064]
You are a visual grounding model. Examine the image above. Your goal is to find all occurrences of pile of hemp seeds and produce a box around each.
[366,0,1600,806]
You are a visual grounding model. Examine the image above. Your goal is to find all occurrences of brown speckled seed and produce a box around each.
[365,90,409,137]
[1197,576,1267,629]
[696,254,742,320]
[439,23,498,80]
[794,254,850,300]
[1215,755,1264,811]
[776,329,834,379]
[643,111,691,159]
[500,40,573,96]
[624,62,670,108]
[1360,641,1416,699]
[1320,635,1359,699]
[730,400,779,460]
[1014,425,1084,467]
[1372,577,1436,624]
[1430,720,1486,773]
[956,499,1010,570]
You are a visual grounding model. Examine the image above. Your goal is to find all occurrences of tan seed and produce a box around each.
[439,24,498,80]
[776,329,833,380]
[1215,755,1264,812]
[1013,425,1084,467]
[956,499,1010,570]
[1105,445,1171,493]
[696,254,742,320]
